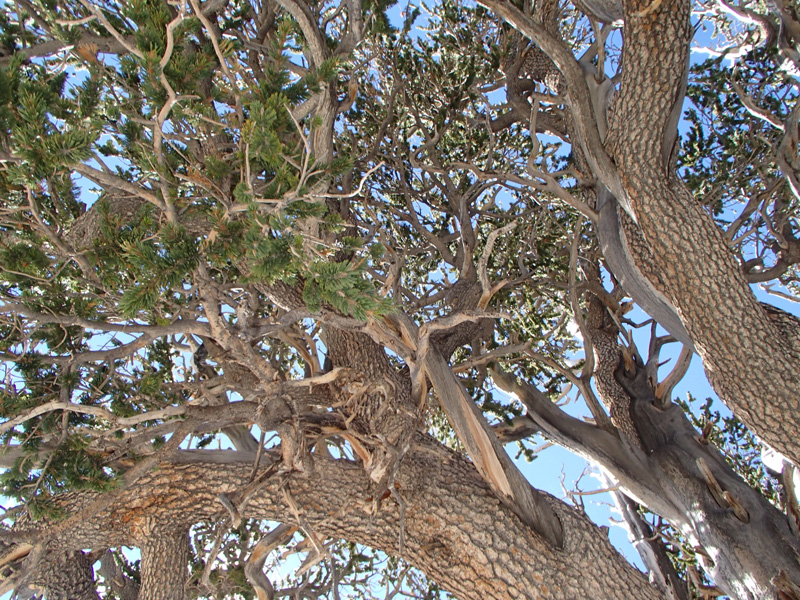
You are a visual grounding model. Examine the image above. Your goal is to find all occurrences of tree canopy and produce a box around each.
[0,0,799,598]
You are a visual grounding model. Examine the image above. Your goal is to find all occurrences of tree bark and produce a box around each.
[10,440,662,600]
[500,352,800,600]
[606,0,800,465]
[499,298,800,599]
[135,518,190,600]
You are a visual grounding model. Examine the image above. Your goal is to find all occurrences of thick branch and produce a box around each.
[10,441,662,600]
[489,366,673,517]
[606,0,800,465]
[423,347,564,548]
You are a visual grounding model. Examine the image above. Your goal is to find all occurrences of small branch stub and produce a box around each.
[696,458,750,523]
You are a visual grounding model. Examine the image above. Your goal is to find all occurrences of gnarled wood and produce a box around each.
[423,346,564,548]
[605,0,800,466]
[8,441,661,600]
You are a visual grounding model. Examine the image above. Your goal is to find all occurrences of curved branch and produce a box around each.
[489,366,672,516]
[245,524,298,600]
[10,440,662,600]
[596,190,694,349]
[273,0,328,67]
[478,0,628,209]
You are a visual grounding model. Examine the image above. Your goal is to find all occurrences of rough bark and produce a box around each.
[26,550,99,600]
[423,345,565,548]
[136,520,191,600]
[5,1,797,598]
[9,440,662,600]
[605,0,800,465]
[584,295,643,448]
[499,354,800,600]
[485,0,800,472]
[500,294,800,599]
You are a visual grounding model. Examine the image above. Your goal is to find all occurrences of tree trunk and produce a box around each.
[136,519,190,600]
[606,0,800,465]
[501,340,800,600]
[573,299,800,599]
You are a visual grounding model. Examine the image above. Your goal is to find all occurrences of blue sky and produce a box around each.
[0,0,795,597]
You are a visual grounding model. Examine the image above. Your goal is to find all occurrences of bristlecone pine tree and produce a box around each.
[0,0,799,597]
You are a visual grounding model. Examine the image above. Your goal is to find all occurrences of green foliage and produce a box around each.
[0,0,792,597]
[117,223,200,318]
[0,58,100,185]
[0,431,116,510]
[302,259,393,319]
[0,0,399,532]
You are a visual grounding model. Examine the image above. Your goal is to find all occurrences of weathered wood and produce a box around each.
[605,0,800,466]
[423,347,564,548]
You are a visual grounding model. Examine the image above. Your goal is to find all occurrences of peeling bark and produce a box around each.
[424,346,564,548]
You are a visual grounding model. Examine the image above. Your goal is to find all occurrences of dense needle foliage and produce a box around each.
[0,0,798,597]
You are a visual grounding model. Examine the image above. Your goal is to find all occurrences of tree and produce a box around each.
[0,0,799,598]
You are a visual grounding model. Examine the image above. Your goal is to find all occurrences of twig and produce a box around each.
[312,162,386,199]
[199,515,233,590]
